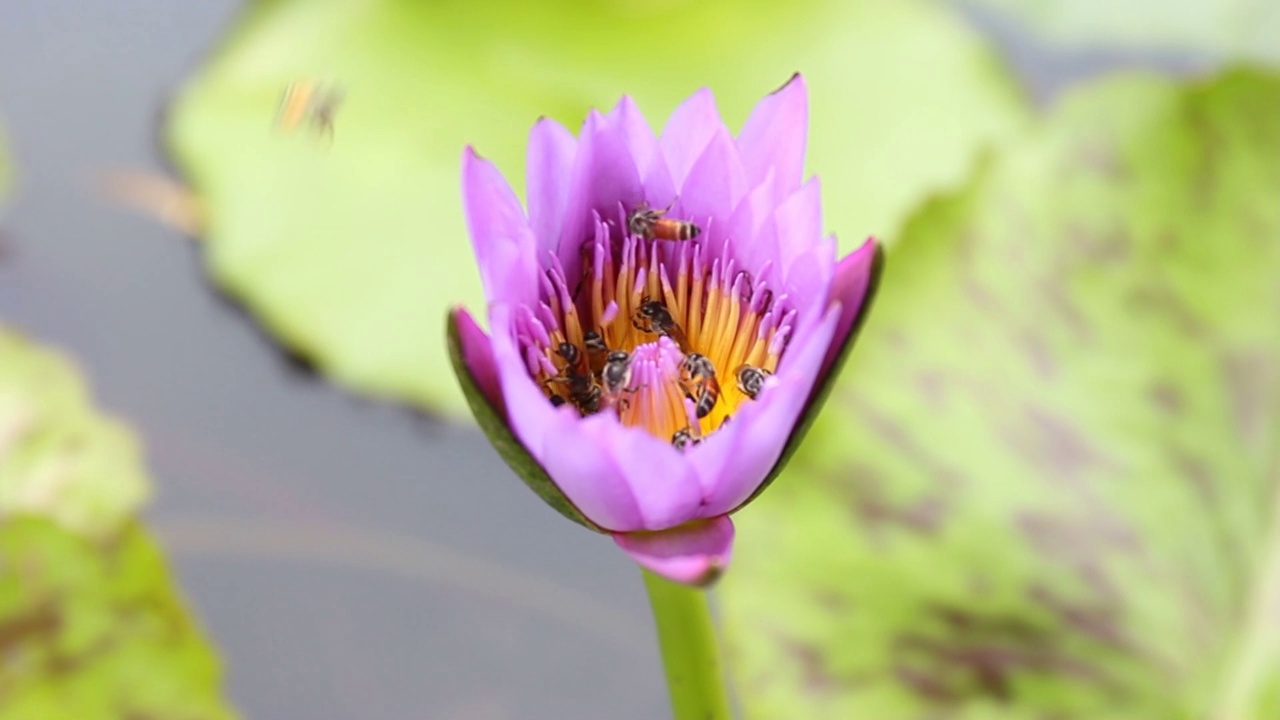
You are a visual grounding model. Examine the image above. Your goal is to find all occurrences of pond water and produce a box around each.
[0,3,1206,718]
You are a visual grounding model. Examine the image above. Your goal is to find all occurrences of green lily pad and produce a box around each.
[721,68,1280,719]
[0,327,234,719]
[967,0,1280,64]
[0,332,149,539]
[166,0,1024,416]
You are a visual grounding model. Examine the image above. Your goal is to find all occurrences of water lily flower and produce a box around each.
[449,75,882,586]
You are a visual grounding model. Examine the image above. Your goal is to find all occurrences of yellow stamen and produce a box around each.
[527,229,791,445]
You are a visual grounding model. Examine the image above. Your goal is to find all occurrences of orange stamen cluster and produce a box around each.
[514,209,794,446]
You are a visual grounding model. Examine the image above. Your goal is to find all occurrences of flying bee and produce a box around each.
[275,80,344,141]
[583,330,609,374]
[631,297,690,351]
[679,353,721,419]
[735,364,773,400]
[672,426,703,451]
[627,203,701,241]
[600,350,634,410]
[545,342,601,414]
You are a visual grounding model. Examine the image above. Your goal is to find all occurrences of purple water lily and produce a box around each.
[449,75,882,586]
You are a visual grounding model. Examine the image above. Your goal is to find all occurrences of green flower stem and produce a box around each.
[642,569,733,720]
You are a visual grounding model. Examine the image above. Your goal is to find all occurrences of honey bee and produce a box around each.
[627,203,701,241]
[546,342,601,414]
[583,330,609,374]
[600,350,634,410]
[672,426,703,450]
[631,298,690,351]
[735,365,773,400]
[679,353,721,419]
[276,80,344,141]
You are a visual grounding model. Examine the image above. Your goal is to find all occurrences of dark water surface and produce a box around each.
[0,3,1209,719]
[0,4,660,719]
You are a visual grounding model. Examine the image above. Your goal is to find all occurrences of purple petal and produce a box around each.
[605,424,705,530]
[678,127,748,244]
[780,235,838,319]
[737,74,808,201]
[451,307,505,419]
[558,111,645,278]
[694,305,840,515]
[613,515,735,586]
[818,238,879,382]
[526,118,578,258]
[606,96,676,206]
[659,88,724,190]
[772,177,827,278]
[487,304,644,530]
[492,305,708,532]
[462,147,539,306]
[725,169,783,286]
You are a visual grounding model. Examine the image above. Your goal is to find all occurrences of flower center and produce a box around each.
[515,205,793,447]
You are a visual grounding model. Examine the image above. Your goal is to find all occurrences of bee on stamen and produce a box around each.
[600,350,634,410]
[583,330,609,374]
[627,202,701,241]
[631,297,690,351]
[672,427,703,450]
[545,342,601,415]
[735,365,773,400]
[679,353,721,419]
[275,80,344,142]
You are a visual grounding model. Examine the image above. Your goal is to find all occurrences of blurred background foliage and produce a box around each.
[963,0,1280,64]
[2,0,1279,717]
[0,128,10,210]
[0,329,232,719]
[723,68,1280,719]
[166,0,1025,416]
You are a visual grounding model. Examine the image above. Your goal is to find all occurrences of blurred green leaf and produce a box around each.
[964,0,1280,64]
[0,327,235,720]
[721,68,1280,719]
[0,123,11,205]
[167,0,1024,416]
[0,332,148,539]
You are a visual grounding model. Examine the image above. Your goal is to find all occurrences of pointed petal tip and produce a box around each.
[447,306,506,420]
[614,516,735,587]
[776,72,805,94]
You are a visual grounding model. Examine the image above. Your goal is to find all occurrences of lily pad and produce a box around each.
[0,332,148,538]
[965,0,1280,64]
[0,327,234,719]
[721,68,1280,719]
[166,0,1024,416]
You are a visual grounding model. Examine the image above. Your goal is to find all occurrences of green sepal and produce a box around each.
[446,310,603,533]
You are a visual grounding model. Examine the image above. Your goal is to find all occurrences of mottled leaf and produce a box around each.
[722,69,1280,719]
[0,332,148,539]
[166,0,1024,416]
[964,0,1280,64]
[0,327,234,719]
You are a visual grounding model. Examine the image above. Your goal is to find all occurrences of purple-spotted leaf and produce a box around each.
[721,69,1280,719]
[164,0,1023,416]
[0,327,234,719]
